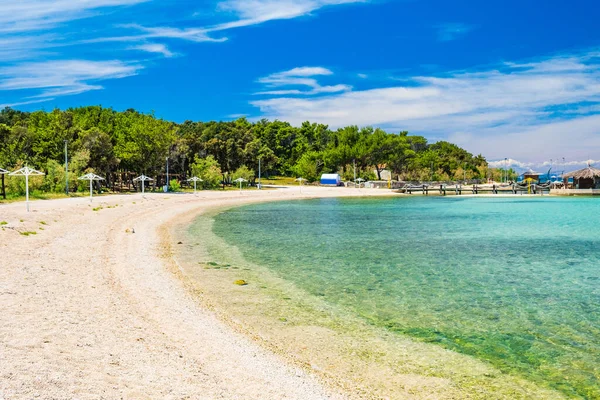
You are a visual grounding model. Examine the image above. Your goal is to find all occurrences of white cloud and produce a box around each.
[488,157,600,172]
[251,52,600,163]
[212,0,365,31]
[256,66,351,95]
[0,0,148,33]
[488,159,534,169]
[0,98,56,109]
[91,24,228,44]
[1,0,367,106]
[0,60,141,98]
[130,43,176,58]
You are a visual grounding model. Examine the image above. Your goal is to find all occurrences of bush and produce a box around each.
[191,155,222,189]
[232,165,255,186]
[169,179,181,192]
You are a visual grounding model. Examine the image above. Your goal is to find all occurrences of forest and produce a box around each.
[0,106,502,195]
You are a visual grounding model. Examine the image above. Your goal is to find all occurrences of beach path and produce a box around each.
[0,188,391,399]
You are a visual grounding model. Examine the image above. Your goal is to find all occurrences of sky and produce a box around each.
[1,0,600,169]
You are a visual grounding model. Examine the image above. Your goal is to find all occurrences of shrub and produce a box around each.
[169,179,181,192]
[191,156,222,189]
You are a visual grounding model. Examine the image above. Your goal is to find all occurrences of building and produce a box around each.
[563,166,600,189]
[518,169,542,183]
[320,174,342,186]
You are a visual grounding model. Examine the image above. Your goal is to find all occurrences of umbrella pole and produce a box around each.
[26,173,30,212]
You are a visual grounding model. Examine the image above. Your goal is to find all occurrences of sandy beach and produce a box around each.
[0,187,398,399]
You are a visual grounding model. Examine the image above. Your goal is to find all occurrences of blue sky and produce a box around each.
[1,0,600,168]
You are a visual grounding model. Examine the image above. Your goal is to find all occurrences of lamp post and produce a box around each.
[165,157,169,192]
[64,140,69,195]
[258,157,262,190]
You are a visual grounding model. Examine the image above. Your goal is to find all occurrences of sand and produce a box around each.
[0,186,396,399]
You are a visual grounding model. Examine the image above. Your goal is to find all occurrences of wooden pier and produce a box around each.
[401,183,551,196]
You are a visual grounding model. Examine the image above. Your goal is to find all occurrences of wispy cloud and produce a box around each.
[488,158,600,171]
[130,43,176,58]
[1,0,368,105]
[251,51,600,162]
[0,0,148,33]
[256,66,351,95]
[0,60,141,98]
[436,23,474,42]
[212,0,366,31]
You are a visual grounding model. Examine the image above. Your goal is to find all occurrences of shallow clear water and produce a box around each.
[211,196,600,398]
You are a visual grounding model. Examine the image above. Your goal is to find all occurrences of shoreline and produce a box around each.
[0,188,565,399]
[167,192,565,399]
[0,187,395,399]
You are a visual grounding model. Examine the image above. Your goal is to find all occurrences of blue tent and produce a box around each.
[320,173,342,186]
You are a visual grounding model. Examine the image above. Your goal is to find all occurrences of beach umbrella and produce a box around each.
[295,177,307,193]
[233,177,247,193]
[78,173,105,203]
[187,176,203,195]
[0,168,7,174]
[9,166,45,212]
[133,175,154,195]
[355,178,365,188]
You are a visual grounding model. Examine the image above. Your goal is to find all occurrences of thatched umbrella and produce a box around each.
[564,166,600,189]
[564,166,600,180]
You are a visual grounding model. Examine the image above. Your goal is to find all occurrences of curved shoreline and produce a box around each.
[0,187,394,399]
[167,193,566,400]
[0,188,565,399]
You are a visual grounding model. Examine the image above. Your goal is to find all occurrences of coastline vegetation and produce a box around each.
[0,106,515,197]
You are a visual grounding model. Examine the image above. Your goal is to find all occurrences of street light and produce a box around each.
[165,157,169,193]
[258,157,262,190]
[64,140,69,195]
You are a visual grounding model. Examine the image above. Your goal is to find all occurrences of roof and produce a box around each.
[564,166,600,180]
[521,169,542,176]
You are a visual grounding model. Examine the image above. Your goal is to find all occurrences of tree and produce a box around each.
[191,156,222,189]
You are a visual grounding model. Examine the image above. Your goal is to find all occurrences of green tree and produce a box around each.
[190,156,222,189]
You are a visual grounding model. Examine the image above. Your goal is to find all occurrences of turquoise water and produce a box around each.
[211,197,600,398]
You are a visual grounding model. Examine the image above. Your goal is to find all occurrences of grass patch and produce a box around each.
[258,176,309,186]
[39,221,47,225]
[0,221,7,226]
[20,231,37,236]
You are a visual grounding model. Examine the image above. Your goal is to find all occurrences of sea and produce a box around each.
[184,196,600,398]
